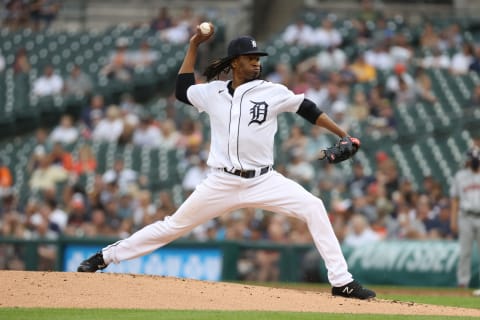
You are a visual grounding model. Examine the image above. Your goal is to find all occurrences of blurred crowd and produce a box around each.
[1,3,480,276]
[2,0,61,31]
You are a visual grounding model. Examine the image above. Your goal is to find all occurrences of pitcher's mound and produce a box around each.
[0,271,478,317]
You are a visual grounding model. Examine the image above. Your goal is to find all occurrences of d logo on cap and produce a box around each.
[226,36,268,59]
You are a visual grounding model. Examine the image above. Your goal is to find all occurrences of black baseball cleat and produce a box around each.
[332,280,376,300]
[77,252,108,272]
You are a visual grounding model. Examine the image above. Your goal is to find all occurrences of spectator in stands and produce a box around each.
[318,81,348,118]
[29,0,61,30]
[356,0,383,23]
[130,190,156,228]
[351,19,372,46]
[101,37,133,82]
[282,125,309,156]
[117,190,134,220]
[3,0,29,30]
[265,62,293,87]
[303,46,348,73]
[81,94,105,130]
[32,64,63,97]
[159,6,196,44]
[349,53,377,83]
[331,99,352,133]
[420,23,441,50]
[347,161,375,198]
[182,153,209,197]
[177,118,203,155]
[316,161,347,197]
[64,192,90,237]
[130,40,158,69]
[1,203,27,239]
[92,105,124,143]
[365,42,394,71]
[394,76,417,106]
[159,119,180,150]
[83,208,110,236]
[154,190,177,221]
[48,114,79,145]
[371,17,394,44]
[305,71,328,106]
[285,147,315,188]
[27,127,51,173]
[29,210,58,270]
[424,200,454,239]
[468,84,480,108]
[43,198,68,233]
[445,23,464,50]
[450,43,475,75]
[63,64,92,97]
[385,63,415,103]
[389,33,413,65]
[0,159,13,198]
[71,144,97,176]
[405,195,431,239]
[420,47,451,69]
[415,72,437,104]
[305,126,331,162]
[281,18,314,46]
[343,213,381,247]
[103,199,123,234]
[469,46,480,74]
[102,158,139,193]
[312,18,342,49]
[348,90,370,122]
[12,47,30,75]
[49,142,74,172]
[303,72,327,107]
[132,114,163,147]
[150,6,173,32]
[119,93,143,117]
[29,152,68,192]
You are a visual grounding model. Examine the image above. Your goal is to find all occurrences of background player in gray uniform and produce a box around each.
[78,23,375,300]
[450,147,480,296]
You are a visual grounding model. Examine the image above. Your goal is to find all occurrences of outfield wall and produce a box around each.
[0,237,478,287]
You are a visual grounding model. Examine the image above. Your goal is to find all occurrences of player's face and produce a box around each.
[233,55,262,82]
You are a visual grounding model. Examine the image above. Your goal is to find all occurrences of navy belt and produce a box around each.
[223,166,271,179]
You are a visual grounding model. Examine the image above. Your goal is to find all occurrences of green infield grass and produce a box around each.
[0,308,478,320]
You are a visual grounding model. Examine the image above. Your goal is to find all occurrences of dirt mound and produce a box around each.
[0,271,479,316]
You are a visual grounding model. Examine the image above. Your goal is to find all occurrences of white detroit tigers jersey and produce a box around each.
[187,79,304,170]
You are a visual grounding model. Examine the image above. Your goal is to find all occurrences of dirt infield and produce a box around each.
[0,271,479,317]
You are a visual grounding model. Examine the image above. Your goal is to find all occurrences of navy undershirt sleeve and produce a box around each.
[175,73,195,105]
[296,98,324,124]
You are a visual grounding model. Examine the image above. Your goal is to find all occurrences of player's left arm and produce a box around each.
[296,98,347,137]
[296,98,359,161]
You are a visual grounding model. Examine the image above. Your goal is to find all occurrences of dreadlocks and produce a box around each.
[203,57,233,81]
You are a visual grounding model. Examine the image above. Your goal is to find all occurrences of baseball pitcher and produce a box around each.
[77,22,375,300]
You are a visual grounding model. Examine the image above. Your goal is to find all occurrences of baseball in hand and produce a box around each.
[199,22,212,35]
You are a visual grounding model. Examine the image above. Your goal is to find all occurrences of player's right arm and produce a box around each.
[175,23,214,105]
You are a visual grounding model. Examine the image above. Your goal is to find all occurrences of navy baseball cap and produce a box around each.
[227,36,268,58]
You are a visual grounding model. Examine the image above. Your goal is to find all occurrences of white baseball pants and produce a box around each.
[102,169,353,287]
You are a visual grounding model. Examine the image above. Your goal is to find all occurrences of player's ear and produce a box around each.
[230,57,238,69]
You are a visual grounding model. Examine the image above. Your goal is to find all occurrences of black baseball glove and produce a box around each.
[320,136,360,163]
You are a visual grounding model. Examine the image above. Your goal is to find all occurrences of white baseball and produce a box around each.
[199,22,212,35]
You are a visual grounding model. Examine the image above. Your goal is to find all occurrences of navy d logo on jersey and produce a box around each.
[249,100,268,126]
